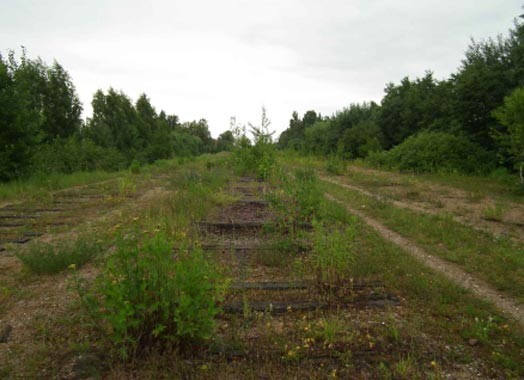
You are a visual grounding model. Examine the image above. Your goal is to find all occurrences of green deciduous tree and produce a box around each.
[88,88,140,160]
[216,130,235,152]
[493,87,524,185]
[0,52,42,180]
[41,61,82,141]
[379,73,455,148]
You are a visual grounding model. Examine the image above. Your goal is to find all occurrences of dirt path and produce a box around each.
[324,193,524,326]
[321,175,524,244]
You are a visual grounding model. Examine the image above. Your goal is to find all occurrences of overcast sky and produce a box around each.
[1,1,522,137]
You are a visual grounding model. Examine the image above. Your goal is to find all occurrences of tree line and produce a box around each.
[0,49,234,181]
[278,14,524,178]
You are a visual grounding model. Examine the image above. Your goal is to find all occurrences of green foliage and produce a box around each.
[31,137,127,174]
[368,131,495,174]
[231,108,276,179]
[452,36,515,149]
[304,121,330,155]
[309,220,356,295]
[0,48,220,184]
[493,86,524,185]
[278,110,320,150]
[78,234,227,360]
[129,159,141,175]
[327,103,380,153]
[16,237,103,274]
[216,130,235,152]
[378,73,455,148]
[269,168,322,238]
[337,120,383,159]
[0,52,42,180]
[41,61,83,142]
[325,156,346,175]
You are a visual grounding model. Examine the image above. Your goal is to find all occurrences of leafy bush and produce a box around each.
[16,237,103,274]
[337,120,383,159]
[367,131,495,174]
[31,137,127,175]
[78,234,227,360]
[129,159,141,174]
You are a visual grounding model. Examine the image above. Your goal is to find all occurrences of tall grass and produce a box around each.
[16,237,105,274]
[0,157,182,204]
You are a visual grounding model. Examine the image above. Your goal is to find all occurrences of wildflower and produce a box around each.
[68,263,76,270]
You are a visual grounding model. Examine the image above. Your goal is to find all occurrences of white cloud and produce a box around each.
[1,0,522,136]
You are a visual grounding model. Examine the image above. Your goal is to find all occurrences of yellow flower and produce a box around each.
[68,263,76,270]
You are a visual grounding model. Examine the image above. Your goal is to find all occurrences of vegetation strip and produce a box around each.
[321,174,523,241]
[324,192,524,325]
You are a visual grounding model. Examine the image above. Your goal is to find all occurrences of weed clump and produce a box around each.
[269,168,322,234]
[77,234,227,360]
[310,220,356,297]
[16,237,103,274]
[325,156,346,175]
[230,108,276,180]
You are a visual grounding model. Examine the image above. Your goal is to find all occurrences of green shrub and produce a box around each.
[16,238,104,274]
[367,131,495,174]
[78,234,227,360]
[129,159,141,174]
[231,139,276,180]
[31,137,127,175]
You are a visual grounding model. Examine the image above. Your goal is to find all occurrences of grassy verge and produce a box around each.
[0,157,188,204]
[332,200,524,377]
[321,180,524,304]
[350,159,524,202]
[267,165,524,377]
[279,152,524,202]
